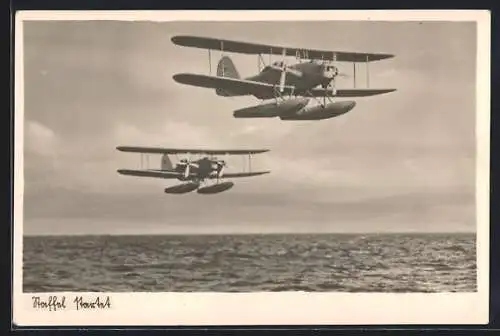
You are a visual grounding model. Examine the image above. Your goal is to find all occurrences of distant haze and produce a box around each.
[22,20,476,235]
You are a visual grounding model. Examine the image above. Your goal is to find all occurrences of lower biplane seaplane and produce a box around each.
[171,35,397,121]
[116,146,270,195]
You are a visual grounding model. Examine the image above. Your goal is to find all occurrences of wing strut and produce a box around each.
[353,62,356,88]
[366,55,370,88]
[208,49,212,75]
[140,154,150,169]
[221,40,225,76]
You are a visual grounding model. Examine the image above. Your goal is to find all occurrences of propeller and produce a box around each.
[214,160,227,182]
[267,48,303,96]
[178,159,198,179]
[320,53,350,106]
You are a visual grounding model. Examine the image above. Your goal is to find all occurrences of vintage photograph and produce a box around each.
[14,10,490,325]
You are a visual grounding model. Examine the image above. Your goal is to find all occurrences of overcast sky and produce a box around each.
[21,20,477,235]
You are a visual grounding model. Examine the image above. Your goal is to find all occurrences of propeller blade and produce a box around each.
[330,78,337,96]
[184,164,190,178]
[326,53,339,98]
[218,166,225,179]
[279,48,287,93]
[279,71,287,93]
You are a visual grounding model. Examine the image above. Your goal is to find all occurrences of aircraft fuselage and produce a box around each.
[246,61,335,95]
[174,157,223,181]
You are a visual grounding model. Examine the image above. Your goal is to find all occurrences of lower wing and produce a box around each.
[173,73,294,98]
[117,169,271,179]
[309,88,397,97]
[211,171,271,179]
[117,169,182,179]
[174,73,396,99]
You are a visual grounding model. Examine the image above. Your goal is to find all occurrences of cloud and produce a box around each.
[113,121,221,148]
[21,20,478,234]
[24,121,66,193]
[25,120,58,157]
[24,186,475,235]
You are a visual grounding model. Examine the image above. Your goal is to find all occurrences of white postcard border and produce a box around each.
[13,10,491,326]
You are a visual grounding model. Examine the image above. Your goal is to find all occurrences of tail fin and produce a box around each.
[161,154,173,171]
[216,56,240,96]
[217,56,240,79]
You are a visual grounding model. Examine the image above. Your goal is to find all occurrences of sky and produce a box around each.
[21,20,477,235]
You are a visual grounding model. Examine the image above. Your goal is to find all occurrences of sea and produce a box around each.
[23,233,476,293]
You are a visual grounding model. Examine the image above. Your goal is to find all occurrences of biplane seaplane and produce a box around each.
[116,146,270,195]
[171,35,397,121]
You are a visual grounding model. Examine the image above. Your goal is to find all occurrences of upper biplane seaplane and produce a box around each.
[171,35,397,121]
[116,146,270,195]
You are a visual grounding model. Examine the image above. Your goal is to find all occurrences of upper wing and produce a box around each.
[209,171,271,179]
[171,35,394,62]
[173,73,296,96]
[309,87,397,98]
[117,169,183,179]
[117,146,270,155]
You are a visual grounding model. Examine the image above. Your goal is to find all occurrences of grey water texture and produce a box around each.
[23,233,476,292]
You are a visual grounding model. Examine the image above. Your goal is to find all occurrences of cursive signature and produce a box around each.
[31,295,112,312]
[32,295,67,311]
[73,296,111,311]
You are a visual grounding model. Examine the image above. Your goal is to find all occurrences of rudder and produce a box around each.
[161,154,173,171]
[217,56,240,79]
[216,56,241,96]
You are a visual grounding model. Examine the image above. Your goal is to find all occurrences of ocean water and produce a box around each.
[23,233,476,292]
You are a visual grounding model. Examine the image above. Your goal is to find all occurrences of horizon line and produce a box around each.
[23,231,476,238]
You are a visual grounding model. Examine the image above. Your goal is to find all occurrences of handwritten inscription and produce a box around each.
[32,295,67,311]
[31,295,111,312]
[74,296,111,311]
